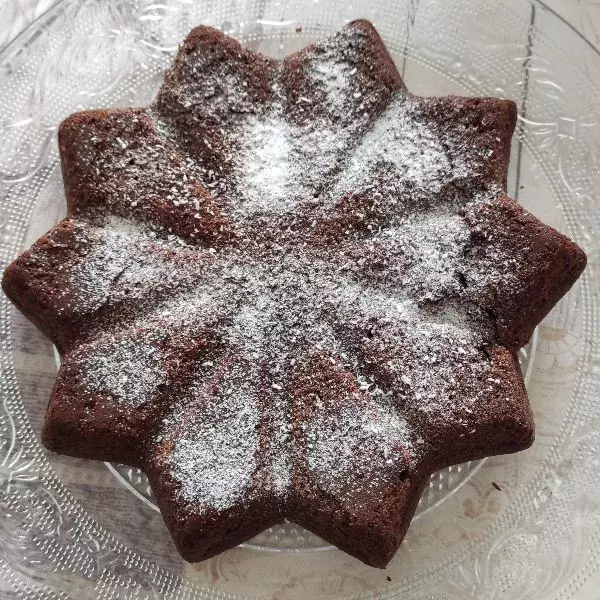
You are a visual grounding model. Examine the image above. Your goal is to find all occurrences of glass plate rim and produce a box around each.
[0,1,598,598]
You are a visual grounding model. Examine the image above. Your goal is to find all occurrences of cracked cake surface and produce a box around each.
[2,20,586,567]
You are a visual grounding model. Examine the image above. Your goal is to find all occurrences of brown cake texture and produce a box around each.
[2,20,586,568]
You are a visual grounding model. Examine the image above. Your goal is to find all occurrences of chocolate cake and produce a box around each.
[2,20,586,568]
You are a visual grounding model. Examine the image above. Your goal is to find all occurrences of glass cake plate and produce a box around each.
[0,1,598,598]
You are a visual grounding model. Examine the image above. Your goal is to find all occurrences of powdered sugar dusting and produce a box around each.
[80,336,165,407]
[48,25,522,513]
[306,397,411,502]
[234,118,356,217]
[230,55,363,219]
[61,217,201,317]
[237,117,293,213]
[66,217,503,505]
[350,298,493,419]
[333,95,471,200]
[165,366,260,511]
[310,58,352,114]
[161,46,258,118]
[373,210,472,302]
[65,219,145,313]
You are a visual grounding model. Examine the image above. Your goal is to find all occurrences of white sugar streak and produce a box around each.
[65,217,196,316]
[237,117,293,214]
[230,44,364,218]
[375,211,472,302]
[81,338,164,407]
[311,59,351,113]
[307,399,411,502]
[167,370,260,511]
[334,96,470,199]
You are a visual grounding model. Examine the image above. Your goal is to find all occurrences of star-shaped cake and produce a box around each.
[2,20,586,567]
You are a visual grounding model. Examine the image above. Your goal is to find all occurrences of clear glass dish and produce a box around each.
[0,0,598,598]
